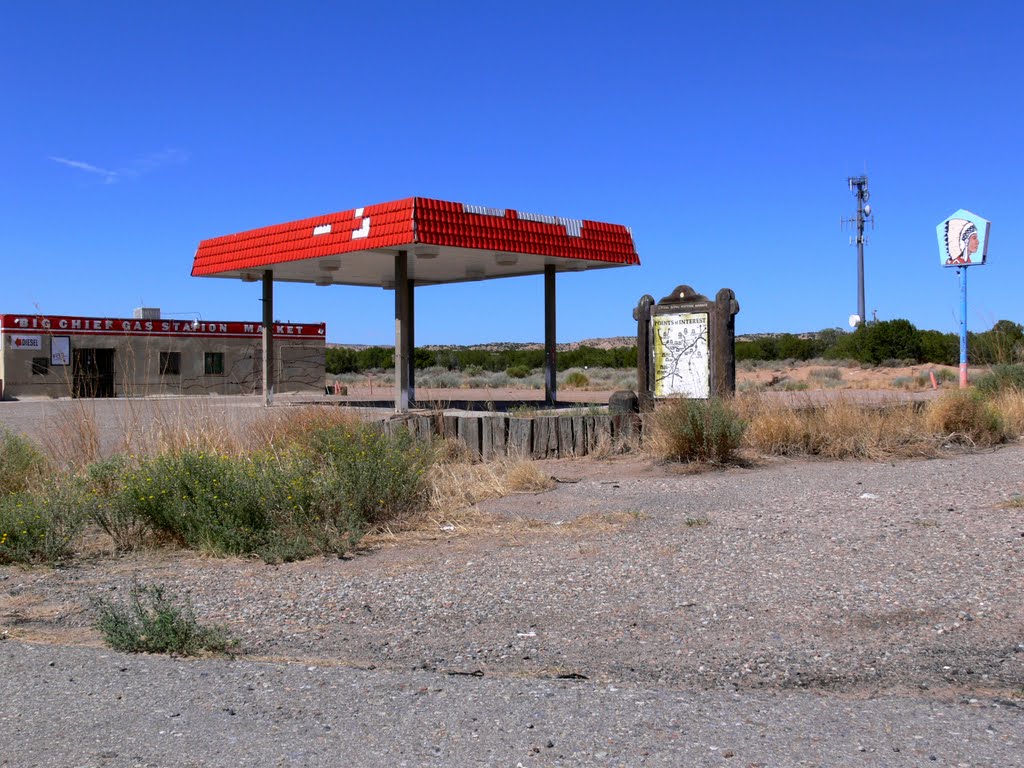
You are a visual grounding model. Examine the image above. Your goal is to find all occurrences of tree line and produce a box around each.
[325,319,1023,374]
[325,345,638,374]
[736,319,1023,366]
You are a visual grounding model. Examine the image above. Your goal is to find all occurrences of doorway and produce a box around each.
[72,348,115,398]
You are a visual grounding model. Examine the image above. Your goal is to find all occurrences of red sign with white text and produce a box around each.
[0,314,325,340]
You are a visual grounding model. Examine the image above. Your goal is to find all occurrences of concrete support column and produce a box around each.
[261,269,274,407]
[544,264,557,406]
[394,251,414,411]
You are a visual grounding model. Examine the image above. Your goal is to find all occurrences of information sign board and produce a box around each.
[652,312,710,398]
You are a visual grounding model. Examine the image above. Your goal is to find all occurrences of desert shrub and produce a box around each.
[974,365,1024,396]
[0,484,85,564]
[416,369,461,388]
[92,581,235,656]
[0,430,47,496]
[79,455,149,552]
[306,424,431,529]
[809,367,842,382]
[117,450,316,558]
[506,365,531,379]
[563,371,590,388]
[778,379,809,391]
[646,398,745,463]
[925,391,1005,446]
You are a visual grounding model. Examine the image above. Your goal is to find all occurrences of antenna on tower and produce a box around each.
[841,175,874,326]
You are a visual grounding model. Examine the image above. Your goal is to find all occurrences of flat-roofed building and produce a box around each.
[0,309,325,399]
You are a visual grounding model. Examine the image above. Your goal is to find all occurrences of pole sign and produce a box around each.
[937,209,991,389]
[937,209,990,266]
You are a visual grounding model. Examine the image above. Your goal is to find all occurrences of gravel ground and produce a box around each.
[2,435,1023,766]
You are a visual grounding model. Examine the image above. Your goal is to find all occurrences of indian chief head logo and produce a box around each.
[944,218,979,265]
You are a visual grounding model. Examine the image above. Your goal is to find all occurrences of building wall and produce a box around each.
[0,314,325,399]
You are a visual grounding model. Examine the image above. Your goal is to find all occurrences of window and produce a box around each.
[204,352,224,375]
[160,351,181,375]
[31,357,49,375]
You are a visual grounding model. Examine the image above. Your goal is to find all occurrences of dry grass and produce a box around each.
[924,391,1005,446]
[118,399,249,457]
[735,394,938,459]
[987,390,1024,439]
[425,456,555,518]
[40,400,102,468]
[736,389,1024,458]
[248,406,371,453]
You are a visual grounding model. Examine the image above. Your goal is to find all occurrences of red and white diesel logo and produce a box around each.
[11,335,42,350]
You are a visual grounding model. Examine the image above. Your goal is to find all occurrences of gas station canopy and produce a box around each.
[190,197,640,410]
[191,197,640,286]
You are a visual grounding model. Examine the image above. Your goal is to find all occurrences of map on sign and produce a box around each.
[652,312,710,398]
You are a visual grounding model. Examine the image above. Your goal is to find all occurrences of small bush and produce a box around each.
[307,424,431,529]
[80,455,149,552]
[563,371,590,389]
[119,451,303,557]
[808,367,842,382]
[92,581,235,656]
[0,485,85,564]
[647,398,745,463]
[506,365,531,379]
[0,430,47,496]
[925,391,1005,446]
[974,365,1024,396]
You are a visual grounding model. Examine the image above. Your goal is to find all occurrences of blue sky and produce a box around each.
[3,1,1022,345]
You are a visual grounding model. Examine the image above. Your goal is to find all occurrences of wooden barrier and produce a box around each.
[381,410,641,462]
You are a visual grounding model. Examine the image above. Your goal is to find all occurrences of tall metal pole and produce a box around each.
[261,269,274,407]
[544,264,557,406]
[959,267,969,389]
[394,250,411,412]
[846,175,871,326]
[855,187,866,326]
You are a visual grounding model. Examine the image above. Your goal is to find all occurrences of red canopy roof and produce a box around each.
[191,197,639,287]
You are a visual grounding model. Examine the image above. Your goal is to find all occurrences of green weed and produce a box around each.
[0,485,84,565]
[0,430,47,496]
[92,581,235,656]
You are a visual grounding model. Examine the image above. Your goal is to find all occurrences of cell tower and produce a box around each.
[842,176,874,326]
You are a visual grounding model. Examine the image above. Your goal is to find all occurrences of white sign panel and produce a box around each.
[51,336,70,366]
[9,334,42,351]
[652,312,710,398]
